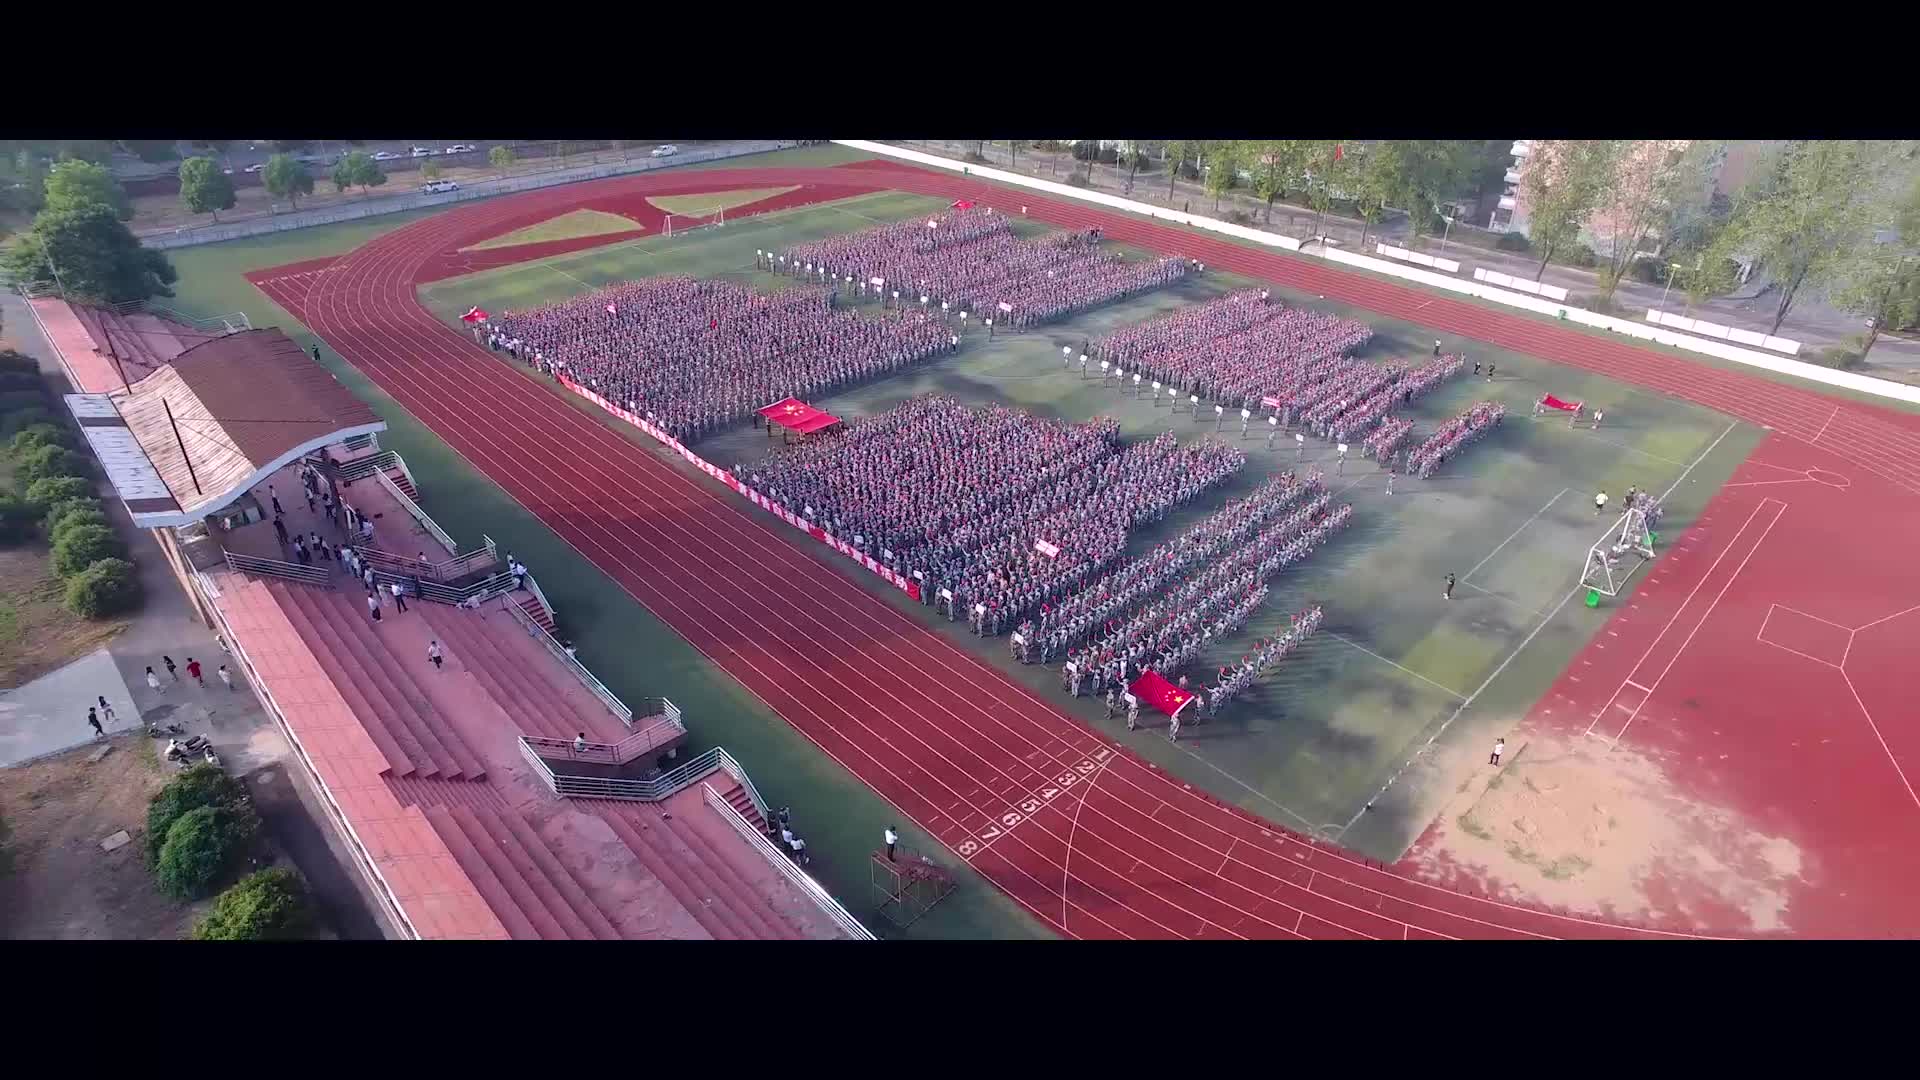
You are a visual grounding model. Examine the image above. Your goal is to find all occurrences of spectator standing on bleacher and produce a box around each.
[885,826,899,862]
[366,591,382,623]
[429,640,444,671]
[390,581,409,613]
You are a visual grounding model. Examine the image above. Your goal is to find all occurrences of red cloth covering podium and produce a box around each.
[758,398,843,436]
[1540,393,1582,413]
[1129,670,1196,719]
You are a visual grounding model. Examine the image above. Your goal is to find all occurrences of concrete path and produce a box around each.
[0,649,138,767]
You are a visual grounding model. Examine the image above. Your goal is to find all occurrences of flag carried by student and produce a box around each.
[461,306,488,323]
[951,199,975,210]
[606,301,618,316]
[1540,393,1582,413]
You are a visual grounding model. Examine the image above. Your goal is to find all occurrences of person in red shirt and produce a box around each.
[185,657,204,687]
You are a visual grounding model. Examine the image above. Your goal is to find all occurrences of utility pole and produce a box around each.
[163,398,202,496]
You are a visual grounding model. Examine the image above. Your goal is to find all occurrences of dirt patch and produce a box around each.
[0,737,206,939]
[460,209,642,252]
[1407,733,1807,933]
[0,547,127,690]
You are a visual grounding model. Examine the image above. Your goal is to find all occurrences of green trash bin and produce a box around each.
[1586,589,1601,608]
[1648,531,1659,545]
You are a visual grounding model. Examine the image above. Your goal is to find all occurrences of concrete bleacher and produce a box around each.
[418,601,627,744]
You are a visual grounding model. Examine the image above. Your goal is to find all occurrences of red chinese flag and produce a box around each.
[461,306,488,323]
[951,199,975,210]
[1541,394,1582,413]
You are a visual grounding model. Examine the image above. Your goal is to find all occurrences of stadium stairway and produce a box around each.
[719,784,766,833]
[421,804,623,940]
[583,800,802,940]
[267,580,488,781]
[416,603,621,743]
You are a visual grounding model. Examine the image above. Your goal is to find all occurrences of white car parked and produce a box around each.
[410,146,433,157]
[421,180,461,194]
[444,144,477,155]
[651,144,679,157]
[243,162,266,173]
[372,151,401,161]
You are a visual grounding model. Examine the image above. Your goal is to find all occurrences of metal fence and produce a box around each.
[504,598,635,726]
[142,141,796,250]
[225,550,333,588]
[701,783,876,940]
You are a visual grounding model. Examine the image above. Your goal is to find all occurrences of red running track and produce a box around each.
[244,164,1908,938]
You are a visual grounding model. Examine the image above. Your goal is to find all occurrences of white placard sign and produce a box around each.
[1241,409,1251,419]
[1295,433,1305,444]
[1337,443,1348,455]
[870,276,885,287]
[939,588,954,600]
[1035,538,1062,558]
[1215,405,1224,416]
[1190,395,1200,405]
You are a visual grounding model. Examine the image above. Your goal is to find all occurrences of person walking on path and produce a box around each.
[362,565,375,591]
[270,490,284,517]
[273,516,289,545]
[390,581,409,613]
[1592,409,1604,430]
[162,656,178,682]
[1489,737,1506,766]
[428,640,444,671]
[88,707,104,739]
[98,695,115,724]
[885,826,899,862]
[1433,339,1442,357]
[218,665,233,691]
[1594,489,1609,515]
[146,667,163,694]
[1444,573,1456,601]
[1168,707,1181,742]
[186,658,203,687]
[1486,362,1496,382]
[367,591,383,623]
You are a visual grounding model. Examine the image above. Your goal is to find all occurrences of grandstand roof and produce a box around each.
[65,329,384,528]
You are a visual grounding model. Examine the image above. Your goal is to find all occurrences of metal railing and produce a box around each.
[521,744,751,805]
[701,783,876,940]
[504,598,634,725]
[225,550,334,588]
[376,470,460,556]
[521,714,685,767]
[521,571,556,623]
[334,448,401,483]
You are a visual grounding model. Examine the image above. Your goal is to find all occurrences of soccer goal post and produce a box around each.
[662,205,726,238]
[1580,506,1657,599]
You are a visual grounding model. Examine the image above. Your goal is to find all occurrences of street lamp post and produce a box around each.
[1657,262,1686,315]
[1440,214,1455,253]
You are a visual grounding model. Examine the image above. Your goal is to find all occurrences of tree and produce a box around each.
[1586,141,1703,299]
[64,556,141,617]
[154,804,259,900]
[0,148,48,215]
[1202,141,1243,213]
[330,151,387,195]
[1833,174,1920,355]
[177,156,236,222]
[195,868,312,940]
[420,160,442,182]
[1163,140,1191,201]
[146,764,252,866]
[1345,143,1403,249]
[488,144,515,176]
[612,139,633,162]
[1303,141,1350,240]
[1711,140,1890,335]
[54,140,114,165]
[1006,140,1019,171]
[51,523,124,577]
[42,160,132,221]
[1520,140,1609,281]
[262,154,313,210]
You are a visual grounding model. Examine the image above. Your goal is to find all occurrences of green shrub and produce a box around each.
[0,495,36,546]
[64,557,141,617]
[1562,244,1599,269]
[0,390,48,415]
[154,804,259,900]
[0,408,57,439]
[1223,209,1255,226]
[1809,338,1868,370]
[962,151,989,165]
[50,508,110,542]
[1495,231,1531,252]
[194,868,312,940]
[1065,172,1091,188]
[11,423,75,455]
[44,497,104,532]
[17,444,91,485]
[146,764,252,866]
[1630,258,1669,285]
[24,474,92,509]
[0,349,39,375]
[50,523,125,576]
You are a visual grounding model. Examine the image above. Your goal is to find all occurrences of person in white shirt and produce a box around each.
[884,826,899,862]
[1594,490,1609,515]
[1489,737,1506,766]
[573,732,588,754]
[1592,410,1604,430]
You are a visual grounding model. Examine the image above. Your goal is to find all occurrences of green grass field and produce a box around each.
[417,191,1761,859]
[157,158,1765,937]
[462,209,643,251]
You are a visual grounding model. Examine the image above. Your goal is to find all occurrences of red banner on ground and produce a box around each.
[1129,670,1195,718]
[1541,394,1582,413]
[759,397,843,435]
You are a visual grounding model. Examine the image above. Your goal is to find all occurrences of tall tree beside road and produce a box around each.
[1203,141,1243,213]
[1006,140,1019,171]
[1521,140,1609,281]
[421,160,443,182]
[1710,140,1888,335]
[42,160,133,222]
[263,154,313,210]
[330,151,387,195]
[488,145,515,177]
[1588,141,1698,299]
[1,148,48,214]
[1163,140,1190,201]
[177,156,236,223]
[0,202,176,303]
[1346,143,1397,249]
[1304,141,1350,240]
[1833,174,1920,354]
